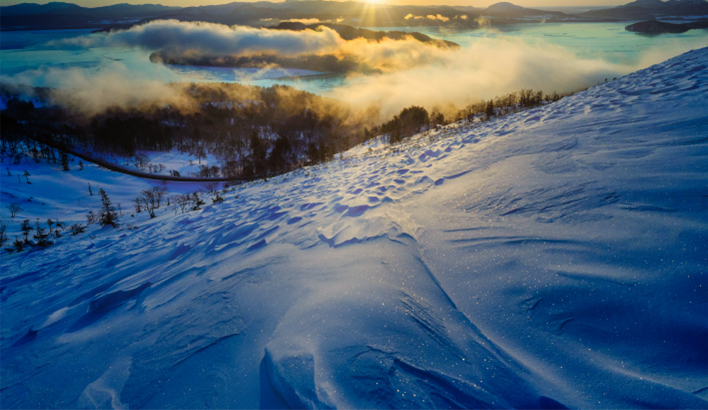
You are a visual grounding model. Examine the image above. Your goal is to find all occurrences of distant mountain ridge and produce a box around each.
[579,0,708,20]
[2,0,708,31]
[481,2,566,18]
[1,1,80,15]
[2,1,179,16]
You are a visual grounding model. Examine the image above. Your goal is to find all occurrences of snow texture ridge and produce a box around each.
[2,47,708,408]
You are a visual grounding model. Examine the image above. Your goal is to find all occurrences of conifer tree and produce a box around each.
[485,100,495,119]
[60,152,70,171]
[13,237,24,252]
[99,188,118,227]
[34,219,50,247]
[20,219,32,242]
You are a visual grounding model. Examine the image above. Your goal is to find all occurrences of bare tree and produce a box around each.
[134,196,142,213]
[7,203,22,218]
[203,183,219,196]
[54,219,63,238]
[175,194,192,214]
[70,224,85,235]
[204,183,224,204]
[192,192,205,211]
[86,210,97,225]
[138,189,158,218]
[135,153,150,170]
[193,144,206,164]
[154,184,169,208]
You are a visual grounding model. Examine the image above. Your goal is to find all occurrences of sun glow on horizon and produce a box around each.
[0,0,630,8]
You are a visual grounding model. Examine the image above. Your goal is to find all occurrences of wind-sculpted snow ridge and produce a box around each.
[2,47,708,409]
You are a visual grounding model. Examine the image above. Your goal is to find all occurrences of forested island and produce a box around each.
[150,23,459,74]
[626,19,708,34]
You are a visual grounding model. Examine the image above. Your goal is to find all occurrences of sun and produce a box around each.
[358,0,392,25]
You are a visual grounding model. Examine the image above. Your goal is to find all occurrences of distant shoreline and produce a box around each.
[0,18,660,32]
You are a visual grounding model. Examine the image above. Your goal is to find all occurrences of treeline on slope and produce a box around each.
[1,83,566,180]
[369,88,565,144]
[1,82,374,179]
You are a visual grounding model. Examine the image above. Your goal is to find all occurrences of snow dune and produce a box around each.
[2,47,708,408]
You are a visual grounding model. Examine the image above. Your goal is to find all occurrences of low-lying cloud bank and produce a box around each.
[330,36,707,118]
[7,21,706,122]
[405,14,468,21]
[1,63,191,115]
[55,20,456,74]
[53,20,345,58]
[331,39,620,118]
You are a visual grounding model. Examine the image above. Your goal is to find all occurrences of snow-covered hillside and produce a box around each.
[2,47,708,409]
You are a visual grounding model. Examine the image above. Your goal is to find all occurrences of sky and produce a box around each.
[0,0,628,9]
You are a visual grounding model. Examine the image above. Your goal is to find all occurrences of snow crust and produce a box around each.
[2,47,708,408]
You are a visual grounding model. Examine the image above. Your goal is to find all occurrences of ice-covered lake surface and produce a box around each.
[1,22,707,95]
[2,47,707,408]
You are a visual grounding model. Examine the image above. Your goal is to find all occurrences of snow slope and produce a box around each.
[2,47,708,409]
[0,151,222,242]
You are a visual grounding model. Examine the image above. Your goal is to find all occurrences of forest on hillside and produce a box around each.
[1,82,562,180]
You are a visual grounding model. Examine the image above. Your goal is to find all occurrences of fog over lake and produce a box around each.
[2,22,707,104]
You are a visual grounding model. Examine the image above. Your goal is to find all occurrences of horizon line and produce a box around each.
[0,0,628,10]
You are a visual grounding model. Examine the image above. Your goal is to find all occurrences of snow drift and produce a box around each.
[2,47,708,408]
